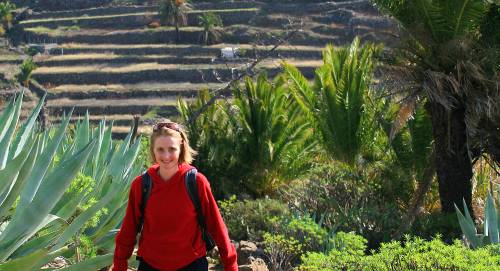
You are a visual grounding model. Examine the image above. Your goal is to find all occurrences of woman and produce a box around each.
[113,121,238,271]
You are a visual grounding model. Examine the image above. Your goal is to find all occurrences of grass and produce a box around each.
[25,25,80,35]
[41,53,214,61]
[49,82,223,92]
[21,8,260,24]
[46,97,181,106]
[25,25,203,35]
[0,64,19,80]
[33,59,322,74]
[0,54,21,61]
[57,43,324,51]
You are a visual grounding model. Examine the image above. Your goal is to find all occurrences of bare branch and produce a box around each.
[187,27,302,126]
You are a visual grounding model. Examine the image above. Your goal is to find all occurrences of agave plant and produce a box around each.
[198,12,223,45]
[283,37,379,165]
[0,91,142,270]
[455,187,500,248]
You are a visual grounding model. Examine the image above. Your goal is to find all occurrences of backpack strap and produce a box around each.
[185,168,216,251]
[137,171,152,234]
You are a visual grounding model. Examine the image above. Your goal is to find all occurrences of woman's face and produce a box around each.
[153,135,182,170]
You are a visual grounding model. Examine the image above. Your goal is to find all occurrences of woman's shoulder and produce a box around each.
[194,170,211,188]
[130,174,144,190]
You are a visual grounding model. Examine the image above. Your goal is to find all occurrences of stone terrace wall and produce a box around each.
[12,0,113,11]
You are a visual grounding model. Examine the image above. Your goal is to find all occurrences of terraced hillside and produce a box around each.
[8,0,398,138]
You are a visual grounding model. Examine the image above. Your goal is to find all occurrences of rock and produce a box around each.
[41,256,69,269]
[238,257,269,271]
[325,8,354,24]
[237,240,258,265]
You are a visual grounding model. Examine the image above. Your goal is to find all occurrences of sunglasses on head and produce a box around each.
[153,122,181,133]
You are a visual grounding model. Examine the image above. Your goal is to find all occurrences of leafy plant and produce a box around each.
[198,12,223,45]
[158,0,192,43]
[299,235,500,271]
[218,196,290,241]
[0,0,15,35]
[0,92,143,270]
[227,74,315,196]
[371,0,499,214]
[455,186,500,248]
[282,217,329,252]
[179,74,316,197]
[263,232,303,271]
[15,57,37,87]
[283,37,380,165]
[178,88,235,198]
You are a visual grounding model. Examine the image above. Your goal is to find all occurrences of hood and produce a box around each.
[146,163,195,187]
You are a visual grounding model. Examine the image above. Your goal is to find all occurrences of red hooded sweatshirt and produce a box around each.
[113,163,238,271]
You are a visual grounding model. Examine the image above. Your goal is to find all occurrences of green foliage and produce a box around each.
[455,186,500,248]
[218,196,290,241]
[299,232,367,271]
[263,232,303,271]
[0,94,143,270]
[384,101,433,178]
[283,37,380,165]
[279,162,405,248]
[179,73,315,197]
[178,88,235,198]
[228,74,315,196]
[261,215,332,270]
[198,12,223,45]
[75,235,97,262]
[0,0,15,34]
[136,136,151,170]
[299,235,500,271]
[281,216,329,252]
[371,0,488,45]
[329,232,368,255]
[410,212,462,243]
[158,0,191,42]
[15,57,37,87]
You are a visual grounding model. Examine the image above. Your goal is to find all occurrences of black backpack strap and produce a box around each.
[185,168,216,251]
[137,171,152,234]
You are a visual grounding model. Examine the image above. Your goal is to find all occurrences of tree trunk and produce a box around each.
[428,101,473,214]
[175,23,180,43]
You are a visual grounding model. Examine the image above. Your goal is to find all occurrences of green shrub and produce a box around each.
[198,12,223,45]
[281,216,329,252]
[279,163,403,248]
[263,232,303,271]
[15,57,37,87]
[299,235,500,271]
[411,212,461,243]
[218,197,290,241]
[179,74,315,198]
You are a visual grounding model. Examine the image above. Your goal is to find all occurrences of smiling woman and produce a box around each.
[113,120,238,271]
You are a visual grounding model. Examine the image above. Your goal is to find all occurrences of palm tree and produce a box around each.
[15,57,37,87]
[158,0,192,43]
[179,74,315,197]
[283,37,380,165]
[371,0,499,214]
[0,1,16,36]
[228,74,315,196]
[198,12,223,45]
